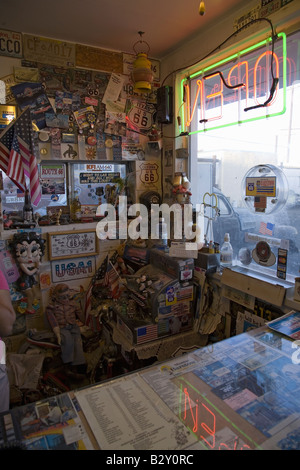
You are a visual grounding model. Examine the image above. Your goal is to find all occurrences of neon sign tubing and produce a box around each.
[180,32,286,134]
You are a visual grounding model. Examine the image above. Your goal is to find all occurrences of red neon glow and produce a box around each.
[185,80,203,127]
[184,50,280,128]
[200,402,216,448]
[203,73,223,122]
[182,386,252,450]
[228,61,249,106]
[253,51,279,107]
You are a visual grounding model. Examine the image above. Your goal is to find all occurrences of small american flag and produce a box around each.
[84,255,108,320]
[16,107,41,206]
[0,120,24,191]
[104,251,121,297]
[136,324,157,344]
[0,107,41,206]
[259,222,274,236]
[6,132,26,189]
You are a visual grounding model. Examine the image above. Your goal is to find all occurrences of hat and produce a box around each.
[53,284,69,296]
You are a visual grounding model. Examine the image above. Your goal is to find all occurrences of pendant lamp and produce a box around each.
[131,31,154,94]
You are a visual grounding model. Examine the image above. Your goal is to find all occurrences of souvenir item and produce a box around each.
[10,232,45,314]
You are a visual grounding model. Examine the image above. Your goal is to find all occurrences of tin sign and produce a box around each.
[0,29,22,59]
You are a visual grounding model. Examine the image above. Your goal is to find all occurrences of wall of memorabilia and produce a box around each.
[0,30,165,347]
[0,30,162,163]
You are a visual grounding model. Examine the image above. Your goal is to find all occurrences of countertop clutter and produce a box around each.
[1,324,300,451]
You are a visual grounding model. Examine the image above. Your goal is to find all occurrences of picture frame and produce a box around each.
[47,229,98,260]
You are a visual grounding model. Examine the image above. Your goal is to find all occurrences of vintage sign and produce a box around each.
[48,229,98,260]
[0,29,22,59]
[76,44,123,73]
[136,161,160,190]
[79,172,120,184]
[126,99,156,132]
[40,164,65,179]
[51,256,96,283]
[23,34,76,67]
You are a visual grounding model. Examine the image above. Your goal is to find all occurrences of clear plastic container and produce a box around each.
[220,233,233,268]
[155,217,168,246]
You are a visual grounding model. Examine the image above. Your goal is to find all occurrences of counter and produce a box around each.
[1,325,299,451]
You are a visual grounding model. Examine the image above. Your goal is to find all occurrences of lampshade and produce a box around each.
[131,32,154,94]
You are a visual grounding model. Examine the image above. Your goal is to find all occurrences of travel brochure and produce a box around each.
[267,310,300,340]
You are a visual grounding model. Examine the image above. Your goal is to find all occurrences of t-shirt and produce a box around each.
[0,271,8,291]
[0,271,9,413]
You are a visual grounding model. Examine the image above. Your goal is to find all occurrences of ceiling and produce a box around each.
[0,0,252,59]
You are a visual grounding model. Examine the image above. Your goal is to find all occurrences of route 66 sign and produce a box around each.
[127,100,155,132]
[138,161,160,189]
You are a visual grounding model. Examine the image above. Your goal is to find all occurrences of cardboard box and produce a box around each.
[150,248,194,281]
[115,311,193,345]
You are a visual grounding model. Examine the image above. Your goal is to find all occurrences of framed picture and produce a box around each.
[47,229,98,260]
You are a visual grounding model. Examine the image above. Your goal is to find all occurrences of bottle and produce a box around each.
[220,233,233,268]
[71,196,81,221]
[23,189,33,222]
[74,196,81,221]
[155,217,168,247]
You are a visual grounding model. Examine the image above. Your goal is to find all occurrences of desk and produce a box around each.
[1,326,300,450]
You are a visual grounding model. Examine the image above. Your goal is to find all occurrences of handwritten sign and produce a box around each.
[48,229,97,260]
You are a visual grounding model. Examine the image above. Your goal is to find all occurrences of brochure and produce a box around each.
[267,310,300,340]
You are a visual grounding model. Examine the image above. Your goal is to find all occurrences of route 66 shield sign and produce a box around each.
[127,100,155,132]
[138,162,159,188]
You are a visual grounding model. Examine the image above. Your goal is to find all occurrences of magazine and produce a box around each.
[267,310,300,340]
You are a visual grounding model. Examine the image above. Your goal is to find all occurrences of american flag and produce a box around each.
[84,255,109,321]
[104,251,121,297]
[0,121,24,191]
[136,324,157,344]
[0,107,41,206]
[259,222,274,236]
[6,132,26,189]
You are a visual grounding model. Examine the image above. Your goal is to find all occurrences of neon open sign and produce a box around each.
[179,379,262,450]
[181,32,288,134]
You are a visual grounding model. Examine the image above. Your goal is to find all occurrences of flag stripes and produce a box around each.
[0,107,42,206]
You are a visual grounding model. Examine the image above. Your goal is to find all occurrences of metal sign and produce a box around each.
[127,100,156,132]
[0,29,22,59]
[23,34,75,67]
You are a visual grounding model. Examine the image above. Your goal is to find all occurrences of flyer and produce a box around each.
[267,310,300,340]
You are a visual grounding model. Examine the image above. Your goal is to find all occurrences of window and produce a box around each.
[2,162,67,218]
[187,30,300,282]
